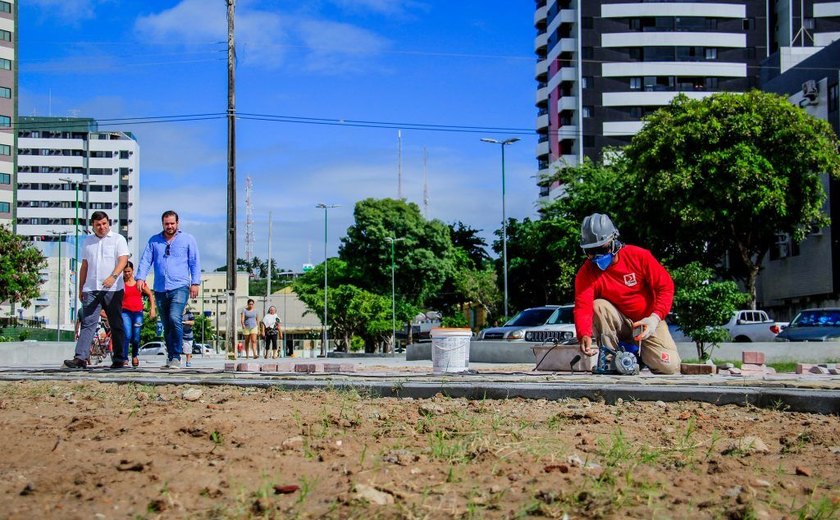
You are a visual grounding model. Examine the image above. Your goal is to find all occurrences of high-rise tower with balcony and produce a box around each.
[535,1,840,199]
[0,0,15,226]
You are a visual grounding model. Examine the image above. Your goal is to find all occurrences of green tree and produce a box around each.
[625,91,840,305]
[670,262,750,361]
[339,198,457,307]
[0,225,46,311]
[448,221,491,269]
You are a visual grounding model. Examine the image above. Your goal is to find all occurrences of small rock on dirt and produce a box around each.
[273,485,299,494]
[19,483,35,496]
[281,436,305,450]
[182,388,203,402]
[795,466,812,477]
[418,403,445,416]
[724,436,770,455]
[354,483,394,505]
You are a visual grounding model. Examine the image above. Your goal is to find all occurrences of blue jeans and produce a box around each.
[155,286,189,361]
[121,310,144,359]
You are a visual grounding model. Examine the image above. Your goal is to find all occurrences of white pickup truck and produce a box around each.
[724,310,786,342]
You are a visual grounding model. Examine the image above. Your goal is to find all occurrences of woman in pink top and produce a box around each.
[121,261,156,367]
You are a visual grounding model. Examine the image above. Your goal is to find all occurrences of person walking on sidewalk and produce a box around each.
[121,261,156,367]
[574,213,680,375]
[63,211,130,369]
[261,305,282,358]
[241,299,260,359]
[135,210,201,369]
[182,306,195,367]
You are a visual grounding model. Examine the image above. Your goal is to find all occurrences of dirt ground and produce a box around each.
[0,380,837,519]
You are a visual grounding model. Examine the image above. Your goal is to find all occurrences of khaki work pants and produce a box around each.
[592,299,680,375]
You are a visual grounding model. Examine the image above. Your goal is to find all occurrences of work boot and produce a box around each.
[63,358,87,369]
[273,350,279,359]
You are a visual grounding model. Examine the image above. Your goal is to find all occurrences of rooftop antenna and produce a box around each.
[397,129,403,199]
[423,147,429,218]
[245,176,254,262]
[791,0,812,46]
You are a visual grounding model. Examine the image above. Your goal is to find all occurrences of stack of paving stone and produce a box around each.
[223,362,356,373]
[795,363,840,375]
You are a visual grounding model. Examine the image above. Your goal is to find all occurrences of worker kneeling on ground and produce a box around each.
[574,213,680,375]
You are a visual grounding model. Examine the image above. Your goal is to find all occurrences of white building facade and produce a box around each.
[15,117,141,260]
[0,0,16,226]
[534,0,840,199]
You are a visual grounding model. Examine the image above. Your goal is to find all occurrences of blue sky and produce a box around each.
[20,0,539,272]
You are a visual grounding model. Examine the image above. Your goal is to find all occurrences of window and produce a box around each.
[0,173,10,184]
[0,202,9,213]
[0,144,9,155]
[629,107,643,118]
[581,17,593,29]
[803,18,814,30]
[581,47,593,60]
[629,77,642,90]
[705,48,717,60]
[0,87,11,98]
[582,135,595,147]
[0,58,10,70]
[582,106,593,118]
[0,115,9,127]
[119,150,130,159]
[742,18,754,31]
[0,30,10,42]
[581,76,593,89]
[0,2,10,13]
[829,83,838,112]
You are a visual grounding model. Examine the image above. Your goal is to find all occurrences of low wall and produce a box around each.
[407,340,840,364]
[0,342,77,365]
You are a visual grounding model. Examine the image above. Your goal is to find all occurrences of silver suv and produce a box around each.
[478,305,575,341]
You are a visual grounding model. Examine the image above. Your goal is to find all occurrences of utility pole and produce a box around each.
[225,0,238,360]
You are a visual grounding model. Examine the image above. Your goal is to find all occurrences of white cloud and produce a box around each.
[28,0,114,24]
[134,0,389,72]
[327,0,426,17]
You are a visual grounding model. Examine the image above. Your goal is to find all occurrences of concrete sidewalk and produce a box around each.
[1,341,838,414]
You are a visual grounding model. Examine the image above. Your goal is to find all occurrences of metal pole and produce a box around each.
[215,297,220,353]
[501,143,508,318]
[56,238,62,341]
[225,0,238,360]
[391,238,396,353]
[323,207,328,356]
[72,185,79,321]
[480,138,518,318]
[201,280,206,346]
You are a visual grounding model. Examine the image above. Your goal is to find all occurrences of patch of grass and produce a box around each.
[792,496,840,520]
[210,430,224,446]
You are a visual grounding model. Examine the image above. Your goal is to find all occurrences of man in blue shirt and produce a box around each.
[135,210,201,369]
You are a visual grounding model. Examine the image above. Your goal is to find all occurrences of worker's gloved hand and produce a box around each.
[633,314,661,341]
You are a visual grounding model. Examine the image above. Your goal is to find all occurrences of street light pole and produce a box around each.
[49,230,69,341]
[315,203,338,357]
[385,236,405,354]
[480,137,520,318]
[59,178,94,322]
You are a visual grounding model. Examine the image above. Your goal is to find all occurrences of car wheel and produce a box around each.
[733,336,751,343]
[157,352,165,355]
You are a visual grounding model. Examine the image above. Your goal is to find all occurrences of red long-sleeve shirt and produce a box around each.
[574,244,674,338]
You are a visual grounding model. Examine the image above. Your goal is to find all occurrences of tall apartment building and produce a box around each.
[15,117,141,260]
[534,0,840,199]
[0,0,15,226]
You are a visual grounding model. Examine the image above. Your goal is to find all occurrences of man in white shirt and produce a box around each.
[63,211,130,369]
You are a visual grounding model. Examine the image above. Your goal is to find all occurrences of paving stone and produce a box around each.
[796,363,815,374]
[323,363,357,373]
[680,363,714,375]
[236,363,260,372]
[810,366,830,375]
[829,368,840,375]
[261,364,278,372]
[742,352,765,365]
[727,367,742,375]
[224,362,236,371]
[294,363,323,373]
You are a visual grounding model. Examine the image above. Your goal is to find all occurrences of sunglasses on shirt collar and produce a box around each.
[164,244,171,257]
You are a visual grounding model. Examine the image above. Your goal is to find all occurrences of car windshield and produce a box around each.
[547,307,574,325]
[790,310,840,327]
[505,308,556,327]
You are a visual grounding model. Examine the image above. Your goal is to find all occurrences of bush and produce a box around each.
[441,313,469,328]
[18,330,30,342]
[350,335,364,352]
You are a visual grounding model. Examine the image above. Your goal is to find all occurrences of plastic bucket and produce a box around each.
[430,328,472,374]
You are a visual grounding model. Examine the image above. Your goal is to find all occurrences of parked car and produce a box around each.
[192,343,213,355]
[723,310,786,342]
[138,341,166,356]
[775,308,840,342]
[478,305,574,341]
[522,305,576,343]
